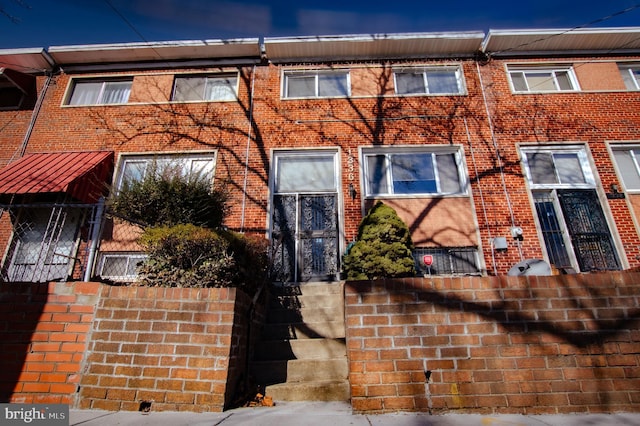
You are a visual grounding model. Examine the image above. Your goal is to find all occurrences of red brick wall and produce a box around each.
[0,281,100,405]
[0,282,261,412]
[345,272,640,414]
[77,285,254,412]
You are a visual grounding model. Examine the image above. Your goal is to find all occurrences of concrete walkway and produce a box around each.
[70,401,640,426]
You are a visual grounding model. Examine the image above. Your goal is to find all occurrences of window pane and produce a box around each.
[205,76,237,100]
[613,150,640,190]
[68,81,102,105]
[318,74,348,97]
[189,159,215,182]
[426,71,459,94]
[121,160,147,185]
[554,153,585,184]
[276,156,336,192]
[555,71,573,90]
[621,67,640,90]
[391,153,437,194]
[174,77,206,101]
[525,72,556,91]
[366,155,389,194]
[286,75,315,98]
[395,73,425,94]
[527,153,557,184]
[101,81,131,104]
[436,153,461,193]
[510,72,528,92]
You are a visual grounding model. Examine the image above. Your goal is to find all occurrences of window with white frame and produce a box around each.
[362,147,466,196]
[283,70,350,99]
[66,78,132,105]
[507,65,578,93]
[117,153,216,189]
[612,145,640,191]
[394,66,464,95]
[522,148,594,187]
[619,64,640,90]
[172,74,238,102]
[97,253,147,282]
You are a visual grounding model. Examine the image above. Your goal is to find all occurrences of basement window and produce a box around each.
[97,253,147,282]
[413,247,480,275]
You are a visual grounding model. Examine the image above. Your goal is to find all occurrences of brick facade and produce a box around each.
[345,272,640,414]
[2,33,640,277]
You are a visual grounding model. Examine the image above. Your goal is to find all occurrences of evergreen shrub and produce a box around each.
[343,201,415,281]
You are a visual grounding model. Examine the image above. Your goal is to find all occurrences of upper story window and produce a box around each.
[283,70,350,99]
[619,64,640,90]
[507,65,578,93]
[394,66,464,95]
[611,145,640,191]
[117,153,216,190]
[67,78,132,105]
[362,146,466,197]
[521,147,595,188]
[172,74,238,102]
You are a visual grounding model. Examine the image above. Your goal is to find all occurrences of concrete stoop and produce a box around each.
[251,282,350,402]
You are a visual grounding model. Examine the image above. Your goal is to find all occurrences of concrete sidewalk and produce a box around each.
[69,401,640,426]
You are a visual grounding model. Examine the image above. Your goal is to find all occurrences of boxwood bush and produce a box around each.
[343,201,415,281]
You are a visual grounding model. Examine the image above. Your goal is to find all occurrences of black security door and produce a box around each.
[557,189,620,271]
[272,193,338,282]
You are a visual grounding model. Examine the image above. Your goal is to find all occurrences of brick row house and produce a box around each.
[0,27,639,284]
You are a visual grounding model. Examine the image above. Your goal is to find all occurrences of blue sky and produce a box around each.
[1,0,639,49]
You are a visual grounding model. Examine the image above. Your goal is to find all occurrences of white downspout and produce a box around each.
[240,65,257,233]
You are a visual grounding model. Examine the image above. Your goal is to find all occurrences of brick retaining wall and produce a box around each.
[0,282,100,405]
[0,282,259,412]
[345,272,640,414]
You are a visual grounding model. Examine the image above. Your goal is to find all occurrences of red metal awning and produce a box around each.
[0,151,114,204]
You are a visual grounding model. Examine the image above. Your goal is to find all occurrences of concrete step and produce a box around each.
[265,380,351,402]
[254,338,346,361]
[252,358,348,385]
[261,321,345,340]
[269,293,345,310]
[267,305,344,324]
[270,282,343,297]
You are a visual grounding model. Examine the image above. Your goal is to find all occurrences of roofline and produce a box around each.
[264,31,487,44]
[2,27,640,71]
[481,26,640,56]
[47,38,261,53]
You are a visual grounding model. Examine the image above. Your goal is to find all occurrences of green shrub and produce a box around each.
[108,167,228,229]
[137,224,268,293]
[343,201,415,281]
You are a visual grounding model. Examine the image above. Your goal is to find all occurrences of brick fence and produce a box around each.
[0,282,262,412]
[0,282,99,405]
[345,272,640,414]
